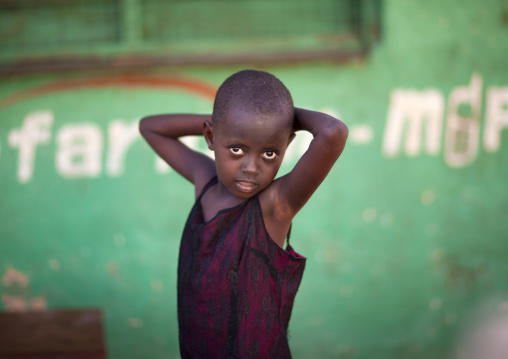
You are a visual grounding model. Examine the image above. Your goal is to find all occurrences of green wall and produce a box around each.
[1,1,508,358]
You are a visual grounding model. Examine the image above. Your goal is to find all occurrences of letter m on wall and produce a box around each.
[383,90,444,157]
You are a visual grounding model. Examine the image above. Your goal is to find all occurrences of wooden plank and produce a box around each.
[0,309,106,359]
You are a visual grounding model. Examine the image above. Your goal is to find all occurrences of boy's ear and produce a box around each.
[203,120,215,150]
[287,132,296,147]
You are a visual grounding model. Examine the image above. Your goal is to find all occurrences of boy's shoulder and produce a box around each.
[258,177,294,247]
[259,176,293,219]
[194,168,218,199]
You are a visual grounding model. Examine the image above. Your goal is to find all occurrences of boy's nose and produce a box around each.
[241,157,258,175]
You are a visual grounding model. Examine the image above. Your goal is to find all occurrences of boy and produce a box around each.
[140,69,348,358]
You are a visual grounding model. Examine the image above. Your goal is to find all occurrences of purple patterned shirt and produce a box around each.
[177,177,306,358]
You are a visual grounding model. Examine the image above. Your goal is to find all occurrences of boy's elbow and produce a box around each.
[138,117,150,136]
[336,120,349,141]
[325,119,348,148]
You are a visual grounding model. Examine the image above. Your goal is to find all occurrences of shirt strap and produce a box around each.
[285,222,293,250]
[198,176,218,200]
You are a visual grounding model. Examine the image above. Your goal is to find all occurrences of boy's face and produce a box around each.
[206,107,294,199]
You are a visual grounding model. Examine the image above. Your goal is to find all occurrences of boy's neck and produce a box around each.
[200,179,248,222]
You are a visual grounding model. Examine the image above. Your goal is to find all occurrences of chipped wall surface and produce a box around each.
[1,1,508,358]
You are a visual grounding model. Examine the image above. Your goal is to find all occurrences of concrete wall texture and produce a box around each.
[1,0,508,358]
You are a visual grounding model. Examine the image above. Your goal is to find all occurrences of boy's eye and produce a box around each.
[230,147,245,155]
[262,151,277,160]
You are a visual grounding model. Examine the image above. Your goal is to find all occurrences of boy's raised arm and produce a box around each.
[277,107,348,217]
[139,114,216,191]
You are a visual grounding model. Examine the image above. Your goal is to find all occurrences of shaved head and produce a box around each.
[212,70,294,129]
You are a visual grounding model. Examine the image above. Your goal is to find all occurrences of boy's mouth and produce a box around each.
[235,180,258,193]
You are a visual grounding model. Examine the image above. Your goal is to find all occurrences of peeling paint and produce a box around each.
[426,224,439,238]
[2,266,29,287]
[379,213,393,227]
[362,208,377,222]
[339,285,354,296]
[114,233,126,247]
[151,280,164,292]
[421,189,435,205]
[48,258,60,271]
[434,254,486,288]
[2,294,28,311]
[107,262,120,276]
[128,318,144,328]
[30,296,47,311]
[445,313,457,325]
[430,298,443,311]
[1,266,48,311]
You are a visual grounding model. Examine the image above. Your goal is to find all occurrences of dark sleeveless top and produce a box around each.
[177,177,306,358]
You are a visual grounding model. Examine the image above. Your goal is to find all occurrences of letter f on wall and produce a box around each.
[8,111,54,183]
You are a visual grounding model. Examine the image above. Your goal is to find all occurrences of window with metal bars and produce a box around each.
[0,0,381,73]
